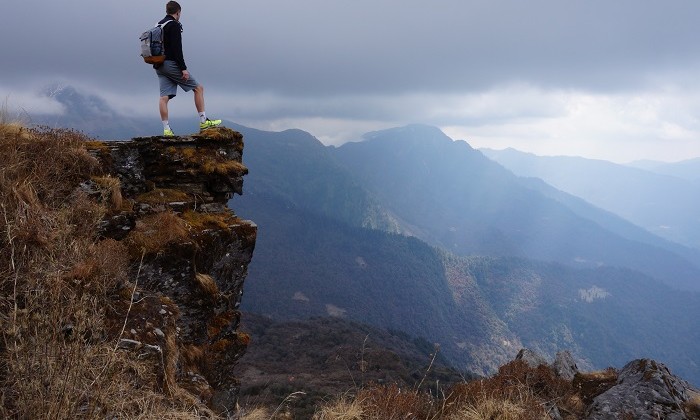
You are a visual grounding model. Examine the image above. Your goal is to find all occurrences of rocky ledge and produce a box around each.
[85,127,256,414]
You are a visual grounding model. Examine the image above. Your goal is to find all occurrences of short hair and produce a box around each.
[166,1,181,15]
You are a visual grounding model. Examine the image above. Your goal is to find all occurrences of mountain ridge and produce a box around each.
[482,146,700,250]
[230,122,700,385]
[628,156,700,182]
[330,125,700,291]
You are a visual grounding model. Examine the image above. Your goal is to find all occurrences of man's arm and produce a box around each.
[165,22,187,72]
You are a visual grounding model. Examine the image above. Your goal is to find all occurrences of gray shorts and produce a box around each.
[156,60,200,98]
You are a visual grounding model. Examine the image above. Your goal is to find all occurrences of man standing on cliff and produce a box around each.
[155,1,221,137]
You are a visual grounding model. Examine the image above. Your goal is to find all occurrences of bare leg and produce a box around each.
[159,96,170,121]
[194,85,205,113]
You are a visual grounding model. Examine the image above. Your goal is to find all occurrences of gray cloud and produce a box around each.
[4,0,700,94]
[2,0,700,161]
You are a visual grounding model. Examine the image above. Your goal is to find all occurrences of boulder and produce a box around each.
[515,348,548,368]
[586,359,699,420]
[553,350,579,380]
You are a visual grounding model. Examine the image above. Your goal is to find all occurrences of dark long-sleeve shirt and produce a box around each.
[158,15,186,70]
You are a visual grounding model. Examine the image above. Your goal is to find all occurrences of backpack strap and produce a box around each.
[157,20,173,53]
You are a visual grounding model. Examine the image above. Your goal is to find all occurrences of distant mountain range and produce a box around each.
[31,84,159,139]
[628,157,700,182]
[330,125,700,290]
[32,87,700,385]
[226,122,700,384]
[482,147,700,250]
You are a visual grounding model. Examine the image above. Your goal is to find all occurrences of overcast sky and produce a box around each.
[2,0,700,162]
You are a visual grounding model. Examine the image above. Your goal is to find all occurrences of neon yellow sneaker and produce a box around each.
[200,118,222,130]
[163,128,175,137]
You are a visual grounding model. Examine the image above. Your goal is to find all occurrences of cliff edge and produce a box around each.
[0,124,255,417]
[86,127,256,413]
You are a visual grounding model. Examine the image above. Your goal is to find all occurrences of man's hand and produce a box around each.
[182,70,190,81]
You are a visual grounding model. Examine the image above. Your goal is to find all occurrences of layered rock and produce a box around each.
[85,127,256,414]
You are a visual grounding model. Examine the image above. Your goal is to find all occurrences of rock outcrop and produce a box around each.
[553,350,580,381]
[512,348,700,420]
[85,127,256,414]
[515,348,550,369]
[586,359,700,420]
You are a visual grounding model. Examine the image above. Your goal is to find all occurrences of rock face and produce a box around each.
[586,359,700,420]
[512,349,700,419]
[86,127,256,414]
[515,348,550,369]
[553,350,579,381]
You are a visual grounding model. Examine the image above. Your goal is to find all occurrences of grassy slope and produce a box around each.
[0,123,211,418]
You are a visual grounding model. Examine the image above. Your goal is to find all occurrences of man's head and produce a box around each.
[166,1,181,18]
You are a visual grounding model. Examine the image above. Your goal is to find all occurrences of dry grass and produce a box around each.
[182,209,239,230]
[311,384,438,420]
[445,397,526,420]
[240,407,273,420]
[167,144,248,176]
[92,175,123,210]
[201,159,247,176]
[136,188,190,204]
[446,360,577,419]
[0,121,26,140]
[356,384,437,419]
[195,273,220,296]
[313,396,364,420]
[310,359,582,420]
[683,394,700,418]
[0,99,20,127]
[196,126,243,144]
[124,211,189,256]
[0,123,213,418]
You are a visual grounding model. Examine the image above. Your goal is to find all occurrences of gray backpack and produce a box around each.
[139,20,172,65]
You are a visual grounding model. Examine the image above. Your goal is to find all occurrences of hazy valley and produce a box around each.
[221,122,700,387]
